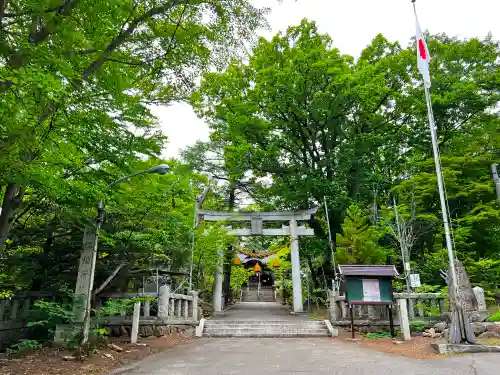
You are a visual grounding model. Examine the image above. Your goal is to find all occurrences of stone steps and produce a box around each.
[241,288,275,302]
[203,320,330,337]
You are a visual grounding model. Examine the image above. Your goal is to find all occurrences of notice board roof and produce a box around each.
[338,265,399,277]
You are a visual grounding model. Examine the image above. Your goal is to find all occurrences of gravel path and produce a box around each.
[118,337,500,375]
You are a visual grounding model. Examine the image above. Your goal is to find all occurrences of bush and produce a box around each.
[9,339,42,354]
[487,311,500,322]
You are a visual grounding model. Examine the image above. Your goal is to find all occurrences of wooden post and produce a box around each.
[388,305,395,338]
[131,301,141,344]
[349,305,355,339]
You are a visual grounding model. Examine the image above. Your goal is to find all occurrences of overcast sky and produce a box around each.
[156,0,500,158]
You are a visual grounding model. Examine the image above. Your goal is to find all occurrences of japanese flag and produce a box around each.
[415,14,431,88]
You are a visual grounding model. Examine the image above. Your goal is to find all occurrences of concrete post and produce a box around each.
[131,301,141,344]
[212,250,223,313]
[22,297,31,318]
[74,226,99,322]
[0,300,5,321]
[169,299,175,316]
[175,299,182,317]
[158,285,170,318]
[397,298,411,341]
[183,300,189,319]
[189,291,198,321]
[10,299,18,320]
[143,300,151,317]
[289,218,303,313]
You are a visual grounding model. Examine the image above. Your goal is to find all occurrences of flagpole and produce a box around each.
[423,86,459,298]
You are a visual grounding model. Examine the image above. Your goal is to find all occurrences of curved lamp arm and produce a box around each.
[97,164,171,224]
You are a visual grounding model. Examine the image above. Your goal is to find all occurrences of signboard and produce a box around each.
[410,273,421,288]
[362,279,381,302]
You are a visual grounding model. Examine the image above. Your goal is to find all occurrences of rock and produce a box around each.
[108,343,123,352]
[443,329,450,341]
[143,325,154,337]
[428,328,436,336]
[136,343,147,346]
[478,331,500,339]
[472,286,487,311]
[422,331,431,337]
[470,323,487,336]
[63,356,76,361]
[102,353,114,359]
[119,326,128,337]
[486,323,500,333]
[434,322,447,333]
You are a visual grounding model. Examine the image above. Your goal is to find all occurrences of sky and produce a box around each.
[157,0,500,158]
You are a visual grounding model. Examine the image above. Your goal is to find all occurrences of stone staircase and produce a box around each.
[241,287,275,302]
[202,319,330,337]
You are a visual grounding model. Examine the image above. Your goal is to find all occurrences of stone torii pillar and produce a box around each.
[198,208,317,314]
[289,218,303,312]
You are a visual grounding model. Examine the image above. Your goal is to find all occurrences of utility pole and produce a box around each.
[323,196,337,290]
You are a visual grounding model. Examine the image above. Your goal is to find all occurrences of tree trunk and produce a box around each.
[307,257,319,288]
[0,184,25,257]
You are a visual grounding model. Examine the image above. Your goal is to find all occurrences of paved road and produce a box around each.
[120,337,500,375]
[214,302,307,321]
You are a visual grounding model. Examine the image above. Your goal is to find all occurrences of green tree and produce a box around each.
[335,205,388,265]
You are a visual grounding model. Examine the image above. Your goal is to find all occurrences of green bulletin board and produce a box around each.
[346,277,393,304]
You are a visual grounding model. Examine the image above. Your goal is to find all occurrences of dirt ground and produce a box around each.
[337,332,448,359]
[0,333,191,375]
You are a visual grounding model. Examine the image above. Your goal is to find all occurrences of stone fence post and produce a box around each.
[397,298,411,341]
[158,285,170,318]
[189,291,199,321]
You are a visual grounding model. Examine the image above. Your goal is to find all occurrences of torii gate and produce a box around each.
[198,207,318,313]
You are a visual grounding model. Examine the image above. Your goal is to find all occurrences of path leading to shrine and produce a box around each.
[114,336,500,375]
[214,301,308,321]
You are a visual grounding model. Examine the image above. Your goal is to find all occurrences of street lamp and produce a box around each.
[79,164,170,344]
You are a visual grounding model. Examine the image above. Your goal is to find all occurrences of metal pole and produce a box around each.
[424,86,459,299]
[188,199,197,291]
[323,196,337,285]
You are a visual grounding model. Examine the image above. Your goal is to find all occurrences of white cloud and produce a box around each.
[157,0,500,158]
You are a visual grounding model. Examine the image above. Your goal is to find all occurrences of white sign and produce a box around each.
[362,279,381,302]
[410,274,421,288]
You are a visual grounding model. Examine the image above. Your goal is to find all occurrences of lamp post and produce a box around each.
[77,164,170,345]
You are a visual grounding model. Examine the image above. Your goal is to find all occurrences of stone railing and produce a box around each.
[96,286,198,343]
[0,291,54,348]
[97,286,198,322]
[328,290,446,326]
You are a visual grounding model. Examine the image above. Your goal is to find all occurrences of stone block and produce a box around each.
[472,286,487,311]
[54,324,81,348]
[434,322,447,333]
[470,322,487,336]
[431,343,500,354]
